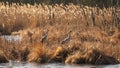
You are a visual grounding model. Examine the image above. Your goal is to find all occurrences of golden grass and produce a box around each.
[0,3,119,35]
[27,42,46,62]
[0,3,120,65]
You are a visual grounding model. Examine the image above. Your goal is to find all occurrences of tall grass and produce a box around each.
[0,3,120,64]
[0,3,119,34]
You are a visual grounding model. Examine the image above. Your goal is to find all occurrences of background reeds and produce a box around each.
[0,0,120,7]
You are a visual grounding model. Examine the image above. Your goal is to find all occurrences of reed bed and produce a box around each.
[0,3,120,65]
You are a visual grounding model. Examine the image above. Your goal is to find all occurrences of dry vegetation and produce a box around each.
[0,3,120,65]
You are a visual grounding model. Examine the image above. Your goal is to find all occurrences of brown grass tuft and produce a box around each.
[48,46,67,63]
[65,49,119,65]
[27,42,46,63]
[65,51,83,64]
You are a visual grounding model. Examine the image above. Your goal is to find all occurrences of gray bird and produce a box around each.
[41,30,48,43]
[61,30,72,44]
